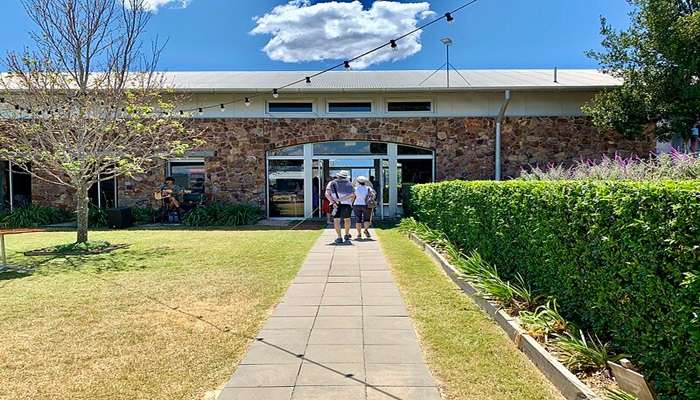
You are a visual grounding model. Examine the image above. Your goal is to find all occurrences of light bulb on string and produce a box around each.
[198,107,203,115]
[390,40,398,51]
[344,60,351,70]
[305,77,311,85]
[220,104,226,112]
[244,97,251,107]
[445,12,454,24]
[272,89,279,98]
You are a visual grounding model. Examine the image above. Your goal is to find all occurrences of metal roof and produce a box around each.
[163,69,620,92]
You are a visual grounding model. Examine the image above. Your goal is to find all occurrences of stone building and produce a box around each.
[1,70,654,219]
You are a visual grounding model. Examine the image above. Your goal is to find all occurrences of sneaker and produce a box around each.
[344,234,352,242]
[335,237,344,244]
[355,235,362,240]
[364,229,371,238]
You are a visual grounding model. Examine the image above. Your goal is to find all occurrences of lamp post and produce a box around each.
[441,37,453,88]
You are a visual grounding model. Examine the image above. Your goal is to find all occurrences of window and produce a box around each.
[89,174,118,209]
[398,145,433,156]
[169,160,206,194]
[313,141,387,156]
[328,102,372,113]
[269,145,304,157]
[268,160,304,218]
[1,161,32,211]
[268,102,313,113]
[387,101,432,112]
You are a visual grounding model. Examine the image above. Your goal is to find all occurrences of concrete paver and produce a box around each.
[218,229,439,400]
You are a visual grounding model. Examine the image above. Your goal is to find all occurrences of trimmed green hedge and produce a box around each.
[409,180,700,400]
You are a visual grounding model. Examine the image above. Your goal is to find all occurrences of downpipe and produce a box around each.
[495,90,512,181]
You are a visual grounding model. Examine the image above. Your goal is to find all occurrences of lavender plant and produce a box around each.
[521,152,700,181]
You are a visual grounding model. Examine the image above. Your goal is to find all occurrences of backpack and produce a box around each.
[366,187,377,208]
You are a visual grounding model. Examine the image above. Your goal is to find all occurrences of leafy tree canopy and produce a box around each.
[584,0,700,140]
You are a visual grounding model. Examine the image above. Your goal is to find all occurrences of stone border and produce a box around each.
[408,233,599,400]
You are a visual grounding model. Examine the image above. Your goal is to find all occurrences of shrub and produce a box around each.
[0,205,71,228]
[131,207,156,225]
[521,152,700,181]
[88,206,108,228]
[182,203,262,227]
[409,180,700,399]
[552,330,625,373]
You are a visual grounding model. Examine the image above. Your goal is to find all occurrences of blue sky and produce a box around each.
[0,0,633,71]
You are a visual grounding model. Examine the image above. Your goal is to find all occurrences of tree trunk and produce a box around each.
[76,185,90,244]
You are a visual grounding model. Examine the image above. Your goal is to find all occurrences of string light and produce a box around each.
[180,110,184,116]
[220,104,226,112]
[1,1,478,116]
[0,97,5,103]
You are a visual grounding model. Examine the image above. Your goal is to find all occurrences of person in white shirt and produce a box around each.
[352,176,376,240]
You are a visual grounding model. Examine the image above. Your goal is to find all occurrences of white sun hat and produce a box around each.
[336,170,349,179]
[356,176,368,183]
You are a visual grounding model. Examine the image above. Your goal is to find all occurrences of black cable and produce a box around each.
[0,0,479,116]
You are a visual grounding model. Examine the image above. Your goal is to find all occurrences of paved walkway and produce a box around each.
[219,229,440,400]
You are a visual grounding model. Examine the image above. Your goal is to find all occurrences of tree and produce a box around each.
[584,0,700,141]
[0,0,201,243]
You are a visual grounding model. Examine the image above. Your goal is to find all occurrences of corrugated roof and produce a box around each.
[163,69,620,92]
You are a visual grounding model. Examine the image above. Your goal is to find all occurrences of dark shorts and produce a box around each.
[353,205,369,224]
[335,204,353,219]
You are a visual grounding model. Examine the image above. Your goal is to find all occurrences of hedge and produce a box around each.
[409,180,700,400]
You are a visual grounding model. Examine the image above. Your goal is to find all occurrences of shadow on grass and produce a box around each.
[0,245,172,282]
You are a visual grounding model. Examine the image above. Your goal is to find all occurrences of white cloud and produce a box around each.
[251,1,434,69]
[130,0,191,12]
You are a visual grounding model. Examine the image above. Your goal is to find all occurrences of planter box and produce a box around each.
[408,233,599,400]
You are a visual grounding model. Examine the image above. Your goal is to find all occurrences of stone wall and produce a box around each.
[32,116,655,210]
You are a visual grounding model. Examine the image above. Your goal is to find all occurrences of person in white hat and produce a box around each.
[352,175,376,240]
[325,170,355,244]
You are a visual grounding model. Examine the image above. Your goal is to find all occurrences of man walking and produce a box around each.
[325,170,355,244]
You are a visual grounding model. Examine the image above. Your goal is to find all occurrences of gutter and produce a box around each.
[495,90,512,181]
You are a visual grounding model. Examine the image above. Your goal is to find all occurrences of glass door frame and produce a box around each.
[266,142,434,220]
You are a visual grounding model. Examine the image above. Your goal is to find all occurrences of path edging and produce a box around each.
[408,232,599,400]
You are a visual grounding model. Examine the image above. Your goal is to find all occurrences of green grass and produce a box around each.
[377,228,563,400]
[0,229,320,400]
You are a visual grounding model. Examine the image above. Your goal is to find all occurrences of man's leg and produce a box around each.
[344,218,352,237]
[334,218,342,238]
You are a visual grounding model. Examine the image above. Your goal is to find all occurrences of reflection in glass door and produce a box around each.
[268,160,304,217]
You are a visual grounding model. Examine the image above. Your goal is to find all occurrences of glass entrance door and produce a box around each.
[267,141,434,220]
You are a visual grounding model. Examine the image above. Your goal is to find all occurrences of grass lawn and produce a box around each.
[377,228,563,400]
[0,229,320,400]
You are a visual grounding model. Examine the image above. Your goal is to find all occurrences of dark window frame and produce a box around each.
[387,101,433,113]
[268,102,314,113]
[327,101,372,113]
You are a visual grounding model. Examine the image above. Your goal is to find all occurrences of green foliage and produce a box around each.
[519,300,569,341]
[88,207,108,228]
[605,388,639,400]
[409,180,700,399]
[399,219,536,313]
[552,330,626,373]
[182,204,262,227]
[131,207,156,225]
[585,0,700,139]
[0,205,70,228]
